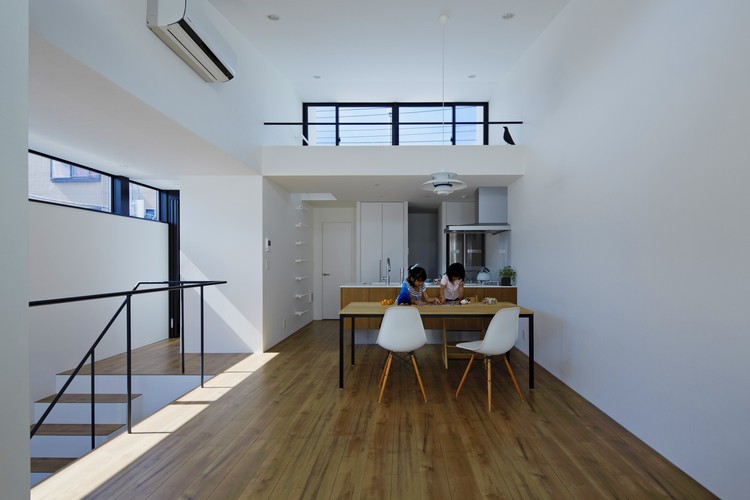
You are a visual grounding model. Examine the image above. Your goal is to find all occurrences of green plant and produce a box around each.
[500,266,516,285]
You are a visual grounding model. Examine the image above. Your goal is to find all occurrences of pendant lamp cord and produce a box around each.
[440,14,447,148]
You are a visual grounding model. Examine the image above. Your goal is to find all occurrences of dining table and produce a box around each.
[338,301,535,390]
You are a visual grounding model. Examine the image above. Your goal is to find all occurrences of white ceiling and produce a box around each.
[211,0,569,102]
[28,0,570,209]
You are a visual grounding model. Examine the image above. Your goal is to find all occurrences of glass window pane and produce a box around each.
[129,183,159,220]
[399,106,452,145]
[338,107,391,146]
[455,105,484,145]
[307,106,336,145]
[28,152,112,211]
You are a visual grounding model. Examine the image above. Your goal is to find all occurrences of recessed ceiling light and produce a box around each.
[313,75,321,79]
[502,13,515,20]
[468,74,477,79]
[267,14,280,21]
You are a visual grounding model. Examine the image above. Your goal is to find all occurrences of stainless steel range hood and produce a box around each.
[445,187,511,234]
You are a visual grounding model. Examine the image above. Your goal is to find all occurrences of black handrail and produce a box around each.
[29,280,226,445]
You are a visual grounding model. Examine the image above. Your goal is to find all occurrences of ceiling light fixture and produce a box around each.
[267,14,280,21]
[422,172,467,196]
[423,14,467,197]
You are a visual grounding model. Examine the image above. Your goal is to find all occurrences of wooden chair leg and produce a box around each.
[410,353,427,402]
[378,352,389,388]
[378,353,393,403]
[486,357,492,412]
[504,355,524,401]
[455,354,475,399]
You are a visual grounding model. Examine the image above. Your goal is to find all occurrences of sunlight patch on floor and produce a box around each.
[30,352,279,499]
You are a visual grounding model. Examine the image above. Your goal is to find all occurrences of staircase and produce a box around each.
[30,391,142,486]
[30,371,215,486]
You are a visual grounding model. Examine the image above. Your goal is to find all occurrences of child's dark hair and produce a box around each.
[446,262,465,281]
[407,265,427,284]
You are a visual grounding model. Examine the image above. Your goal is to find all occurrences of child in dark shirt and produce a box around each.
[396,266,438,306]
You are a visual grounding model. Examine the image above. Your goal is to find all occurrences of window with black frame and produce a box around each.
[28,150,163,220]
[28,151,112,212]
[302,102,487,146]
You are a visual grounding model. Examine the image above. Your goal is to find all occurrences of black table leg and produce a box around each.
[529,315,535,389]
[339,315,344,388]
[350,317,356,365]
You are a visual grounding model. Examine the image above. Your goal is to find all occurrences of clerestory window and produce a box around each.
[302,102,488,146]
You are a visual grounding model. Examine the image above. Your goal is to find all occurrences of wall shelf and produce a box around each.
[294,309,309,316]
[295,292,311,299]
[294,241,308,246]
[294,276,309,281]
[294,258,308,263]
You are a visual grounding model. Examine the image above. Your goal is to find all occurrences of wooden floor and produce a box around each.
[44,321,715,499]
[62,338,250,376]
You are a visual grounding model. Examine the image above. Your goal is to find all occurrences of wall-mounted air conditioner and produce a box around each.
[147,0,236,83]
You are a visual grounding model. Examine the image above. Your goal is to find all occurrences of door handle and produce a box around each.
[323,273,331,276]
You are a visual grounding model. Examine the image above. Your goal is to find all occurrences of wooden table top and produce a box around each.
[339,301,533,317]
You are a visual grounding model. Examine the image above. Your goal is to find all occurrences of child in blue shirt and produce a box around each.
[396,266,438,306]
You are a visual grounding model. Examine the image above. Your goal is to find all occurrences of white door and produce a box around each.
[322,222,353,319]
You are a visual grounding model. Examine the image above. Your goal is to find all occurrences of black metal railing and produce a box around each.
[29,280,226,450]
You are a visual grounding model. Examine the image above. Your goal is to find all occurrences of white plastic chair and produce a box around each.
[455,306,523,411]
[376,306,428,403]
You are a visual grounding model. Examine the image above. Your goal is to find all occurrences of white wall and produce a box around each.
[0,0,30,494]
[491,1,750,497]
[262,182,313,348]
[180,175,264,352]
[312,206,357,320]
[29,0,300,166]
[28,202,169,405]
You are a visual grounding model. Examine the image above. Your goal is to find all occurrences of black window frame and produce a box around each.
[28,150,166,223]
[302,102,489,146]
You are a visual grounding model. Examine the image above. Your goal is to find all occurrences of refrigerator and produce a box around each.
[446,233,484,282]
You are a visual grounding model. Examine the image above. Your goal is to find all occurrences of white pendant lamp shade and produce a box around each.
[421,172,467,196]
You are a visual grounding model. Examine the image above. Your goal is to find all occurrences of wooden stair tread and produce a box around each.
[31,423,124,436]
[37,393,141,404]
[31,457,77,473]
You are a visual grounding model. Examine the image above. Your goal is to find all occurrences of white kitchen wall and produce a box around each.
[491,1,750,497]
[28,202,169,406]
[180,175,264,353]
[0,0,30,494]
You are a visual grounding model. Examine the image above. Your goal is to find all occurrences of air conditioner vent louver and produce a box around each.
[147,0,236,83]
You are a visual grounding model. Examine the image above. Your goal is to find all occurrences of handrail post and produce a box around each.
[90,350,96,450]
[200,286,205,387]
[126,294,132,433]
[180,288,185,374]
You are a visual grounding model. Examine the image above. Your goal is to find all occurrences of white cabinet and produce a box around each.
[358,202,408,283]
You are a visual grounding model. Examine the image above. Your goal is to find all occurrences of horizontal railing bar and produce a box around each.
[264,121,523,126]
[29,281,226,308]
